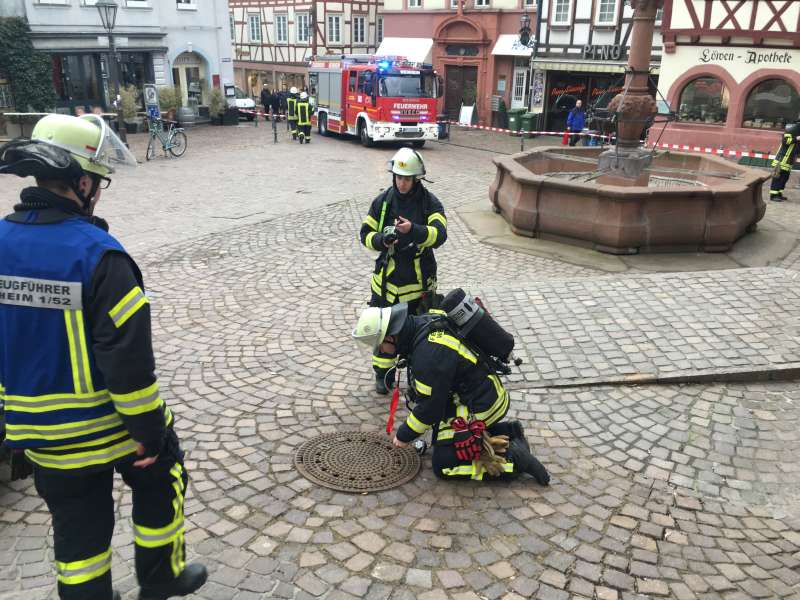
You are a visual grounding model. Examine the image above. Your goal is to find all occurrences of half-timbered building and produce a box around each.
[656,0,800,153]
[531,0,664,131]
[229,0,383,97]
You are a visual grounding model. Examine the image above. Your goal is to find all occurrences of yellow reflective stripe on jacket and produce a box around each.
[419,226,438,249]
[414,379,432,396]
[108,286,149,329]
[365,231,377,249]
[406,412,429,434]
[372,355,396,369]
[428,333,477,364]
[363,215,379,231]
[428,212,446,228]
[7,412,125,443]
[2,389,111,413]
[56,547,112,585]
[111,381,163,416]
[436,404,470,440]
[26,438,137,469]
[64,309,93,394]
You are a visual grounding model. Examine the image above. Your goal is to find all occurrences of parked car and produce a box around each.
[233,87,256,121]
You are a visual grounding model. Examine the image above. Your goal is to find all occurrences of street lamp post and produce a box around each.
[95,0,127,144]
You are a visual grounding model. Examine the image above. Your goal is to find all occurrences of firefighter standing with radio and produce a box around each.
[0,114,207,600]
[286,86,299,140]
[359,147,447,394]
[770,123,800,202]
[352,302,550,484]
[297,91,312,144]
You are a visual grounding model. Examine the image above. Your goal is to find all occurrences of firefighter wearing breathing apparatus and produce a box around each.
[297,91,312,144]
[359,147,447,394]
[770,122,800,202]
[353,300,550,484]
[287,86,300,140]
[0,114,207,600]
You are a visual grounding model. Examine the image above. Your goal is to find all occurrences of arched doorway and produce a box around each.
[172,51,208,112]
[434,18,487,121]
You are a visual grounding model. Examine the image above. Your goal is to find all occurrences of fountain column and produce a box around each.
[597,0,663,178]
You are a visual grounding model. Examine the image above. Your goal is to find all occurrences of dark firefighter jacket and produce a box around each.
[396,314,509,444]
[297,100,311,126]
[0,187,170,472]
[773,132,799,172]
[287,95,298,120]
[359,185,447,304]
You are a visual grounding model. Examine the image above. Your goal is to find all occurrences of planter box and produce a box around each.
[3,112,48,138]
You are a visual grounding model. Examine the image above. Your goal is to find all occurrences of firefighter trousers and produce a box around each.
[771,169,790,197]
[33,430,188,600]
[298,124,311,142]
[289,119,299,138]
[432,421,520,481]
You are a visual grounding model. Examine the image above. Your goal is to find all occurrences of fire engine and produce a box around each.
[308,54,442,148]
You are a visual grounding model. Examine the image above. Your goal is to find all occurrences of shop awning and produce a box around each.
[532,59,660,75]
[376,38,433,64]
[491,34,533,57]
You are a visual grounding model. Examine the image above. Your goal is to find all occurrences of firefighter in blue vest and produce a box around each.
[0,114,207,600]
[359,148,447,394]
[770,123,800,202]
[286,86,299,140]
[297,91,312,144]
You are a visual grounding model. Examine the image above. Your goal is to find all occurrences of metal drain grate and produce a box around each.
[294,431,421,493]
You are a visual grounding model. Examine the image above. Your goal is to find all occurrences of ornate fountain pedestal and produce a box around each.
[489,147,769,255]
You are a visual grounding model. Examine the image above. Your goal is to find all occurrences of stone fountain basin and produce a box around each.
[489,147,769,254]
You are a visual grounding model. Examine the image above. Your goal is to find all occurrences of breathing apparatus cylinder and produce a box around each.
[440,288,515,361]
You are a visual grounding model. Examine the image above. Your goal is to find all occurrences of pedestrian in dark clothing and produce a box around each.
[270,91,280,121]
[566,100,586,147]
[259,85,272,120]
[770,123,800,202]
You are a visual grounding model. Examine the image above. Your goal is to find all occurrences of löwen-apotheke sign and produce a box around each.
[698,48,793,66]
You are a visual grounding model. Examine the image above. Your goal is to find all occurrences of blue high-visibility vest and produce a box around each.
[0,214,138,469]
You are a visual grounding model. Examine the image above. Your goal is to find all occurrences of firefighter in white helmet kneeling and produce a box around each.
[0,114,207,600]
[359,147,448,394]
[352,302,550,484]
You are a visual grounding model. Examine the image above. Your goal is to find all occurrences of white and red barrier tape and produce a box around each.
[445,120,781,161]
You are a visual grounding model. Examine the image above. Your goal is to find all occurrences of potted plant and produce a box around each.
[208,87,225,125]
[157,85,180,122]
[119,84,142,134]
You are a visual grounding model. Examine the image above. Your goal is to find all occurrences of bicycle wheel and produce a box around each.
[145,135,156,161]
[168,131,188,158]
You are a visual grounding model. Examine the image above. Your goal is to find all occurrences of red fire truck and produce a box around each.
[308,54,442,147]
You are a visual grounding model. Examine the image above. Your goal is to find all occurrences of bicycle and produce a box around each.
[145,117,187,161]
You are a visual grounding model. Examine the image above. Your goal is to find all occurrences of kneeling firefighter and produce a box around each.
[287,86,299,140]
[297,91,311,144]
[358,147,447,394]
[352,294,550,484]
[0,114,207,600]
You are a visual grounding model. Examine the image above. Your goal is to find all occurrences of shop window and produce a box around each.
[742,78,800,131]
[552,0,571,24]
[677,76,729,125]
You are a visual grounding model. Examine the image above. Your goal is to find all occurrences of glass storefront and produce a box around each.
[742,78,800,131]
[545,72,628,131]
[677,76,729,125]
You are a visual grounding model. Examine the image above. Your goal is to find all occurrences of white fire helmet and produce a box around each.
[387,147,426,178]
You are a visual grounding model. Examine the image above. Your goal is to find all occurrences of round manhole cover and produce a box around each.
[294,431,421,493]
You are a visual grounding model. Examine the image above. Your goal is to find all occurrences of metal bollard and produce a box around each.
[254,111,258,127]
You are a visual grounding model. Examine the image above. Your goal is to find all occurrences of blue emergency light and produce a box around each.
[377,60,391,71]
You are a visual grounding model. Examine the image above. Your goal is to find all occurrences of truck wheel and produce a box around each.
[359,122,374,147]
[319,114,329,136]
[412,141,426,148]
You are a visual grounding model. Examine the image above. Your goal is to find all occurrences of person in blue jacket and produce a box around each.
[566,100,586,147]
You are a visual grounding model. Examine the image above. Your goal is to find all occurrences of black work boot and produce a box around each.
[375,373,389,395]
[509,437,550,486]
[507,420,529,450]
[139,563,208,600]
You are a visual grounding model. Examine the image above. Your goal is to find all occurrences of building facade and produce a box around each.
[655,0,800,153]
[229,0,383,97]
[381,0,538,126]
[531,0,663,131]
[7,0,233,115]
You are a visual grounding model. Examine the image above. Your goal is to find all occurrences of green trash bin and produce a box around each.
[507,109,524,134]
[520,112,536,136]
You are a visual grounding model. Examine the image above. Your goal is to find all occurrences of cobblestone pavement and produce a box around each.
[1,126,800,600]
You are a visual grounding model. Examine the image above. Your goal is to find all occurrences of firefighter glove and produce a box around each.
[10,450,33,481]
